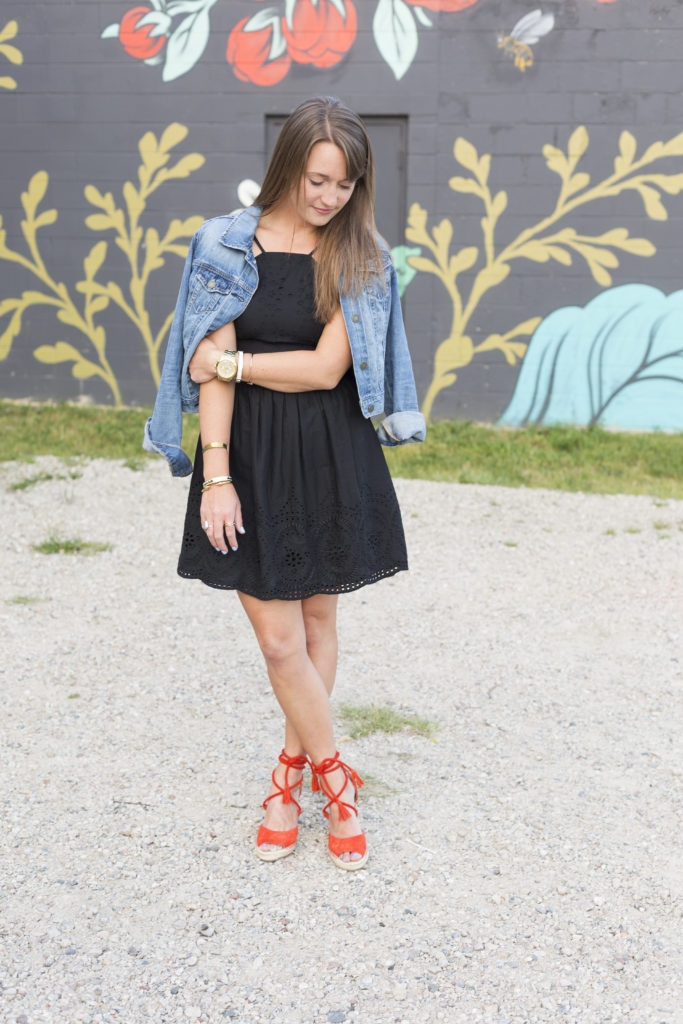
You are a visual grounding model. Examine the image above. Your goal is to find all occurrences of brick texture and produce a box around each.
[1,0,682,422]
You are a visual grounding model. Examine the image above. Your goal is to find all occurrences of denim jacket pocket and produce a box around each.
[189,264,240,314]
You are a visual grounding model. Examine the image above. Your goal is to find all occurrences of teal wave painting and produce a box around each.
[498,285,683,431]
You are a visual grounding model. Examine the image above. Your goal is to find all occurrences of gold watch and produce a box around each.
[215,349,238,382]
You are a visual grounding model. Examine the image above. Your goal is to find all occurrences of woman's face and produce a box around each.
[293,141,356,229]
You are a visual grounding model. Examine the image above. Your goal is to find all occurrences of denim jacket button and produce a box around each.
[360,361,368,370]
[367,404,375,412]
[352,314,360,322]
[207,279,216,289]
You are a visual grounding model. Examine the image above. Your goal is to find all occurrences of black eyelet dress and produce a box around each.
[177,242,408,600]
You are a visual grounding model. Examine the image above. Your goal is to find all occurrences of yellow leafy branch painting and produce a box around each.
[0,19,22,90]
[407,127,683,420]
[0,124,204,404]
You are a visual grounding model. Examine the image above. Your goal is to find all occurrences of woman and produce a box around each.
[144,97,425,870]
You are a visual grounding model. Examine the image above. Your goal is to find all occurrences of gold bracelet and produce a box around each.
[202,441,228,453]
[202,475,233,491]
[246,352,255,385]
[203,480,232,491]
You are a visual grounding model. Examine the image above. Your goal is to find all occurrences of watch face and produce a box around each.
[217,354,237,381]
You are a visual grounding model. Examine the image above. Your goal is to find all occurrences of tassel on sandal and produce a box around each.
[310,752,368,871]
[255,749,307,862]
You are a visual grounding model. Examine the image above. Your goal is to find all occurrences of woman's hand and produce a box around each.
[190,323,238,384]
[200,483,245,554]
[189,336,222,384]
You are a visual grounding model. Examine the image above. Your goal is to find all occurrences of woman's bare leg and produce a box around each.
[302,593,339,695]
[282,593,339,752]
[239,591,362,860]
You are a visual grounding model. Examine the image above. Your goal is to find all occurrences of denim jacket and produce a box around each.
[143,206,426,476]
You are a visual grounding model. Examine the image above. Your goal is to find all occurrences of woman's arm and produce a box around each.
[198,377,244,554]
[188,307,351,392]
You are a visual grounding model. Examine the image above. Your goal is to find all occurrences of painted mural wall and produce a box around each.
[1,1,682,431]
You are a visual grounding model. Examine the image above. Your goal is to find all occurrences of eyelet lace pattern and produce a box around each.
[177,251,408,601]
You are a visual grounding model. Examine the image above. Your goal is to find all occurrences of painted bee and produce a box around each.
[498,9,555,71]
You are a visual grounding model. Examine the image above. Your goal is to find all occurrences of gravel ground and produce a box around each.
[1,456,682,1024]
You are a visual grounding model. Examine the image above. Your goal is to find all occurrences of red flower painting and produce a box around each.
[227,14,291,86]
[282,0,357,69]
[100,0,620,87]
[118,6,166,60]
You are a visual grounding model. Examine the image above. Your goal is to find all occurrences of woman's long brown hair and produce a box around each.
[255,97,384,323]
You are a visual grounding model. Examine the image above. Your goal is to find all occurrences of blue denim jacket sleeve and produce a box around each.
[341,252,426,446]
[142,209,260,476]
[142,232,197,477]
[375,257,426,447]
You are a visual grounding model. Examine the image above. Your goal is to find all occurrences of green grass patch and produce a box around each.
[9,469,82,491]
[2,402,682,498]
[121,456,149,472]
[0,402,157,463]
[33,536,112,556]
[384,420,683,499]
[0,401,202,467]
[339,703,436,740]
[6,594,43,605]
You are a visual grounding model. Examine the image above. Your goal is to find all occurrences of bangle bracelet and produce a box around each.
[202,474,233,492]
[246,352,255,385]
[236,350,244,384]
[202,441,228,453]
[202,480,232,491]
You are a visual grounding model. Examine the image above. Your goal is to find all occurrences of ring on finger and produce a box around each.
[203,520,210,530]
[225,521,235,527]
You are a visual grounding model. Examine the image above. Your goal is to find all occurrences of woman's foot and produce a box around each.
[310,753,368,871]
[255,750,307,862]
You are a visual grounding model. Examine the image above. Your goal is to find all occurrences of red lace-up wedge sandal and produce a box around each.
[309,752,368,871]
[255,749,308,862]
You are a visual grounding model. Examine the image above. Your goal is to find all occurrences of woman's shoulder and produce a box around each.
[194,206,261,251]
[372,232,395,269]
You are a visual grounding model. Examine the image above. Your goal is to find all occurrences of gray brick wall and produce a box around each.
[2,0,682,427]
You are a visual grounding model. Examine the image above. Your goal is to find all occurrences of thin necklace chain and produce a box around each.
[261,210,318,253]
